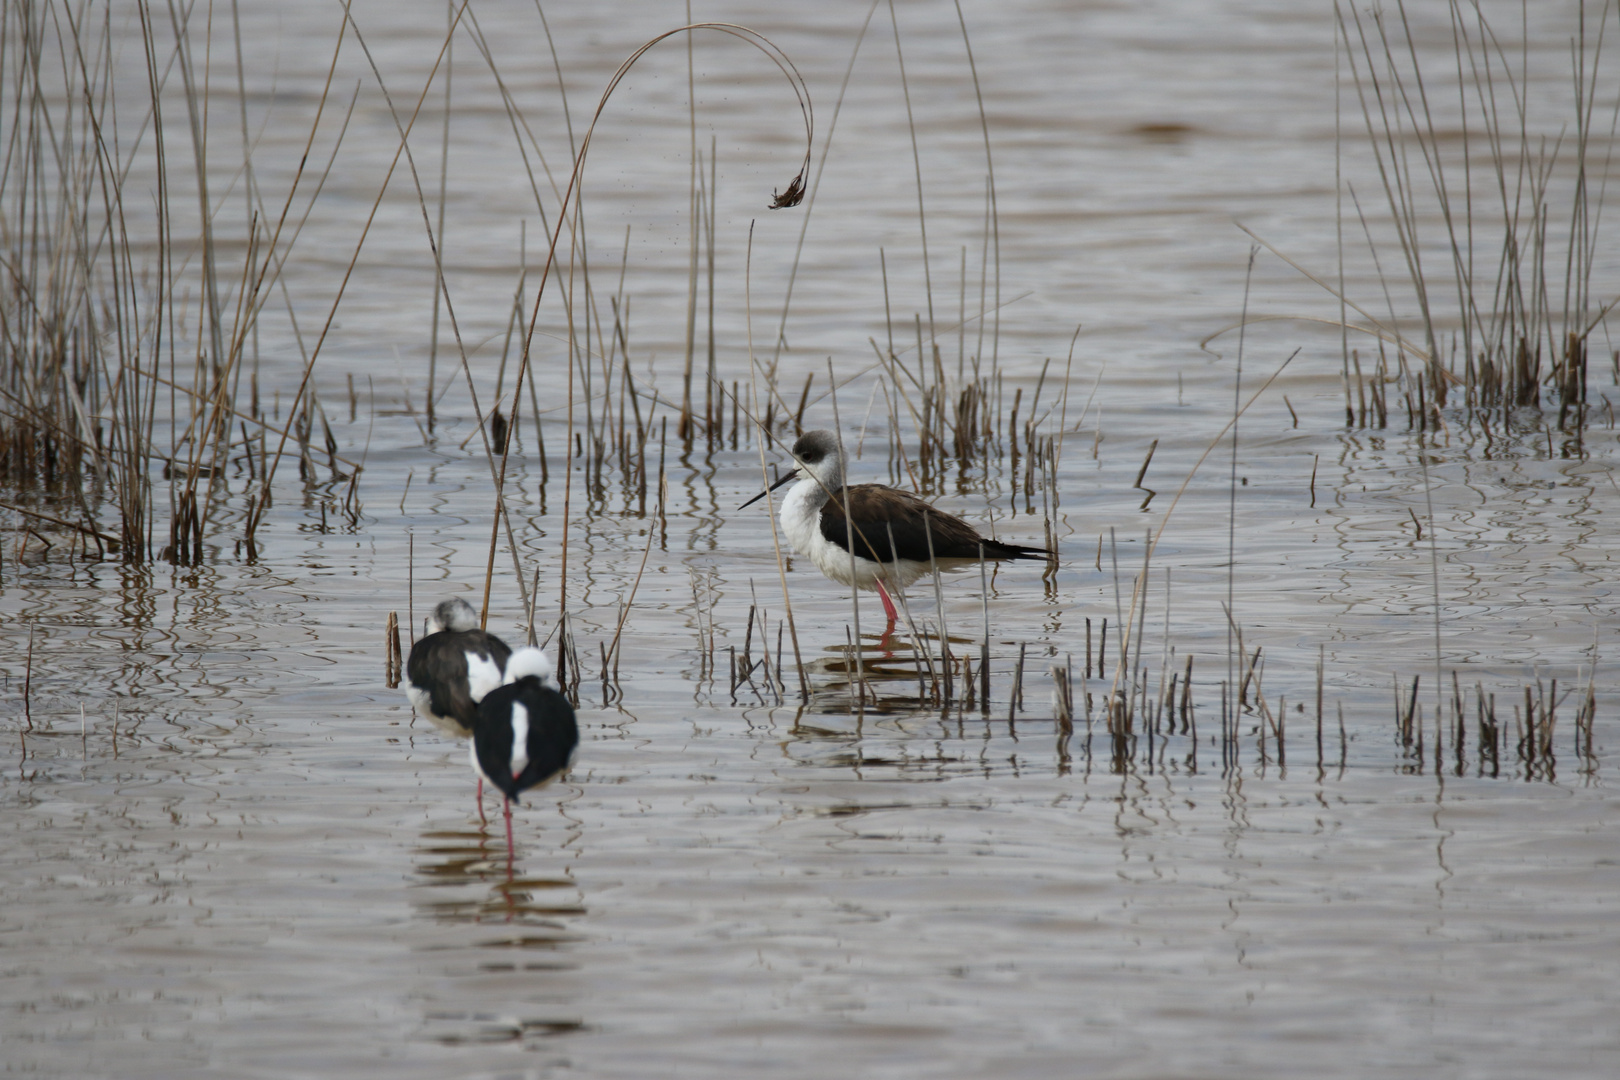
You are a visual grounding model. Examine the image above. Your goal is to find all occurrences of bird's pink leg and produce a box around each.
[504,797,515,865]
[874,580,899,625]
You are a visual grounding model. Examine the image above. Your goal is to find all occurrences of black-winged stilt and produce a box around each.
[405,597,512,807]
[405,597,513,736]
[740,429,1051,624]
[471,646,579,853]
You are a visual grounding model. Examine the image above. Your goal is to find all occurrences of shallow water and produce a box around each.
[4,1,1619,1077]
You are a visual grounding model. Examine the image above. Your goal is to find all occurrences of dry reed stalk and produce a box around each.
[680,3,700,440]
[1052,662,1073,729]
[770,0,882,375]
[385,611,402,687]
[1217,2,1620,432]
[952,0,1002,369]
[1104,347,1300,713]
[1009,641,1026,721]
[602,474,664,684]
[826,364,870,714]
[888,0,937,349]
[2,1,356,563]
[922,514,952,707]
[246,4,453,551]
[1181,654,1195,741]
[22,621,36,729]
[422,1,454,433]
[1132,526,1153,696]
[481,22,814,635]
[333,6,535,624]
[742,314,808,697]
[978,550,991,712]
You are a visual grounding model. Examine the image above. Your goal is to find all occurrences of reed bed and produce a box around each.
[0,0,363,565]
[1324,0,1618,438]
[696,592,1598,783]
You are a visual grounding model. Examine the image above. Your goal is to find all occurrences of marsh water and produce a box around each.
[4,2,1619,1077]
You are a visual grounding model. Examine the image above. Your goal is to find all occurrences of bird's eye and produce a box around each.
[800,449,821,463]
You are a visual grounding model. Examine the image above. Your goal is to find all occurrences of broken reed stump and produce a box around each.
[385,611,403,688]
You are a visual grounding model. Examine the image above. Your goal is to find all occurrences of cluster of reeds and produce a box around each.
[1327,0,1617,440]
[0,0,357,566]
[2,1,158,560]
[719,599,795,706]
[520,294,1074,525]
[800,628,1597,783]
[1044,591,1317,778]
[672,498,1597,782]
[1394,668,1601,779]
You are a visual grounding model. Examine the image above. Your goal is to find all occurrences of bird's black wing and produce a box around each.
[485,633,513,674]
[512,684,579,797]
[820,484,1028,562]
[471,681,519,794]
[473,679,579,801]
[407,631,476,725]
[407,630,513,727]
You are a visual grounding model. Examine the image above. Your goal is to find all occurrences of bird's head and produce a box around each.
[737,428,844,509]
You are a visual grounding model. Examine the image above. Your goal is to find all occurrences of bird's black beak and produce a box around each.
[738,468,799,510]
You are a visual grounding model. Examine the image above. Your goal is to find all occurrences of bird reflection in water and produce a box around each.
[407,821,588,1050]
[410,825,585,928]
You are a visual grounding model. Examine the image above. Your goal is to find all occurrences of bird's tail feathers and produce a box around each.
[987,540,1053,561]
[504,646,556,688]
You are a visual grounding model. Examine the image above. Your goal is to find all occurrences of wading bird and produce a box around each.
[405,597,512,804]
[740,429,1051,625]
[471,646,578,853]
[405,597,512,736]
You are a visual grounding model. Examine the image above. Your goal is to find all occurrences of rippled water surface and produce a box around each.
[4,2,1619,1077]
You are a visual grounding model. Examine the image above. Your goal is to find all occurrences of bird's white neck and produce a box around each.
[780,473,829,552]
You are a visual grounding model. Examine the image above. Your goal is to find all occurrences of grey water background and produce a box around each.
[3,1,1618,1077]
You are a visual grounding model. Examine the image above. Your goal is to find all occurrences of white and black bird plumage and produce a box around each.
[741,429,1051,621]
[471,646,578,805]
[405,597,512,738]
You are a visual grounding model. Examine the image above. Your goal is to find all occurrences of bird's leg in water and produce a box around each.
[874,580,899,624]
[504,797,515,862]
